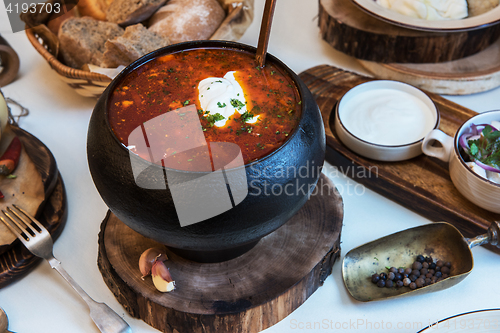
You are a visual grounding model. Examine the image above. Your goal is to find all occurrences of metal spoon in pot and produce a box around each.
[0,307,14,333]
[342,221,500,302]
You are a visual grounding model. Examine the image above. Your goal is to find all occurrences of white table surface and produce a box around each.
[1,1,500,332]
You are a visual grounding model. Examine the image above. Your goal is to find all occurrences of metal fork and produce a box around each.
[0,205,132,333]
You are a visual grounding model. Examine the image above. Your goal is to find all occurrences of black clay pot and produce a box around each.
[87,41,325,262]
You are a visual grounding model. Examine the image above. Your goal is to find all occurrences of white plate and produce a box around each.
[419,309,500,332]
[352,0,500,32]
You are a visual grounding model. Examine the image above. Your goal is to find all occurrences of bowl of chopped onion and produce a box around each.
[422,110,500,213]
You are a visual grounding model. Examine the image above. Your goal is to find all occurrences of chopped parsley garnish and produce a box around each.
[239,110,255,123]
[217,102,227,108]
[183,100,190,106]
[205,113,225,127]
[230,99,246,110]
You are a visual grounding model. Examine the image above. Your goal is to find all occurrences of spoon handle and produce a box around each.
[256,0,277,68]
[467,221,500,249]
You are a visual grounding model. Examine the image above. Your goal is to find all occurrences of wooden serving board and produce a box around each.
[97,175,343,333]
[0,127,66,288]
[318,0,500,64]
[298,65,500,254]
[357,36,500,95]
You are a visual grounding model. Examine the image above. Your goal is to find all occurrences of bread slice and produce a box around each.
[106,0,166,26]
[77,0,115,21]
[148,0,226,44]
[101,24,170,68]
[58,17,124,68]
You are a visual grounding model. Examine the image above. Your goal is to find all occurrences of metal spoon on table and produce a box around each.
[342,221,500,302]
[0,307,14,333]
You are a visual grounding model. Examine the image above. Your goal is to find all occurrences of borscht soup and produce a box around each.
[107,47,302,172]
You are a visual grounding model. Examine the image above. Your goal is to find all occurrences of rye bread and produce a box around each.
[101,24,170,68]
[58,17,124,68]
[148,0,225,44]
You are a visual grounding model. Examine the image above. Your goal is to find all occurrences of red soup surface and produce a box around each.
[108,47,302,171]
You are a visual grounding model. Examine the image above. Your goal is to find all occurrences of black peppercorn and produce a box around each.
[386,280,394,288]
[412,261,423,270]
[377,280,386,288]
[380,272,387,280]
[416,255,425,263]
[372,273,380,283]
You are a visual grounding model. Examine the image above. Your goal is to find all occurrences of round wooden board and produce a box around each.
[357,36,500,95]
[97,174,343,333]
[318,0,500,63]
[0,127,67,288]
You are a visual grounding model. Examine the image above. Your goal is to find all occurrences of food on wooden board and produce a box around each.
[139,247,175,292]
[139,247,168,278]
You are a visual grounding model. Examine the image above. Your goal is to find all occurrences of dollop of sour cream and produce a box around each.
[375,0,468,20]
[198,71,257,127]
[339,88,436,146]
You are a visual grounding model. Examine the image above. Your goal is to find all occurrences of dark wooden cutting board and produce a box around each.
[298,65,500,253]
[97,174,343,333]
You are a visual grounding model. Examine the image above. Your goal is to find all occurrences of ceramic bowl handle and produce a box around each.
[422,129,454,162]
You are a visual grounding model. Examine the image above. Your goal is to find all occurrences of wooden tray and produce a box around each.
[97,174,343,333]
[298,65,500,253]
[0,127,67,288]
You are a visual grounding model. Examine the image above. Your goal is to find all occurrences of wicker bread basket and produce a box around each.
[23,0,254,98]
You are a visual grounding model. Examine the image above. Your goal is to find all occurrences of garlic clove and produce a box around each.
[151,260,175,292]
[139,247,168,278]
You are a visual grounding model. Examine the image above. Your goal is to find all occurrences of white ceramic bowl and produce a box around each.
[335,80,439,162]
[352,0,500,32]
[422,110,500,213]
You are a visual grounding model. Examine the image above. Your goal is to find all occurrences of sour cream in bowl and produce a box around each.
[334,80,439,161]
